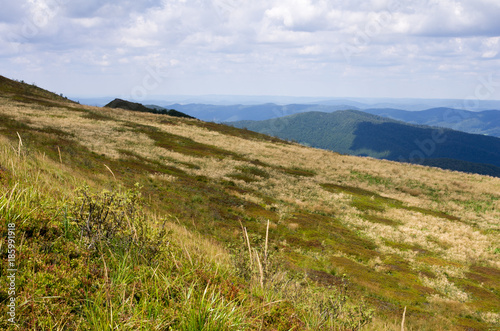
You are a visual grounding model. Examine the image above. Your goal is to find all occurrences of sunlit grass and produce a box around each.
[0,86,499,330]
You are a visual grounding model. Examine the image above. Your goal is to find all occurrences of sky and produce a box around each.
[1,0,500,102]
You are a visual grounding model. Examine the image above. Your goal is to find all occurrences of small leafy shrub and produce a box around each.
[73,185,143,249]
[71,185,168,258]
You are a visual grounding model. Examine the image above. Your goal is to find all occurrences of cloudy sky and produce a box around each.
[1,0,500,101]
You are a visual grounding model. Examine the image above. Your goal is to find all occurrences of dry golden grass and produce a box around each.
[2,96,499,262]
[1,94,499,329]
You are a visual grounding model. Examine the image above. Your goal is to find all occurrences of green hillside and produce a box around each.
[1,76,499,330]
[229,110,500,177]
[364,108,500,138]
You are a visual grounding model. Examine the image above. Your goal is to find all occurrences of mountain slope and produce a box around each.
[1,76,499,330]
[0,74,73,104]
[229,110,500,177]
[364,107,500,137]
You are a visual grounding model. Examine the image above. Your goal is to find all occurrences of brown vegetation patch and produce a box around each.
[321,183,383,197]
[280,166,316,177]
[363,215,400,226]
[329,256,431,305]
[227,172,259,183]
[288,212,379,261]
[382,254,413,274]
[383,240,428,254]
[404,205,461,221]
[321,182,392,212]
[452,277,500,312]
[286,236,324,250]
[81,110,114,121]
[419,269,437,279]
[467,265,500,295]
[243,203,278,221]
[417,256,463,268]
[469,265,500,280]
[186,120,290,144]
[36,127,74,137]
[129,122,247,161]
[10,95,81,112]
[322,182,462,221]
[0,113,31,131]
[398,186,424,196]
[456,317,494,331]
[0,164,6,182]
[115,151,187,178]
[306,269,346,287]
[261,300,305,330]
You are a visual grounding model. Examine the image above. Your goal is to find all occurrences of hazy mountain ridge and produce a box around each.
[153,103,500,139]
[77,95,500,111]
[160,103,359,122]
[79,95,500,138]
[229,110,500,177]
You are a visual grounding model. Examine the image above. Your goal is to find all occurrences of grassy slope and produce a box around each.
[0,77,499,330]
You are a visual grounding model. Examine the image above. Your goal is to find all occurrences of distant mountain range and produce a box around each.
[364,107,500,138]
[228,110,500,177]
[163,103,357,122]
[150,103,500,138]
[80,96,500,138]
[98,97,500,176]
[77,95,500,111]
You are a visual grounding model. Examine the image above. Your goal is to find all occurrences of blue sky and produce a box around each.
[1,0,500,101]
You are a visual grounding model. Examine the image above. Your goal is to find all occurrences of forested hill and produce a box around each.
[364,107,500,137]
[229,110,500,177]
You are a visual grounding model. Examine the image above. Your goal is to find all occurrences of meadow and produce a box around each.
[0,77,499,329]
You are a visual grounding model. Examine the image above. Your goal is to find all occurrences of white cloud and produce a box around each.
[1,0,500,99]
[264,0,330,32]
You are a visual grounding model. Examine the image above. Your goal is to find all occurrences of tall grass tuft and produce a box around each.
[179,283,246,330]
